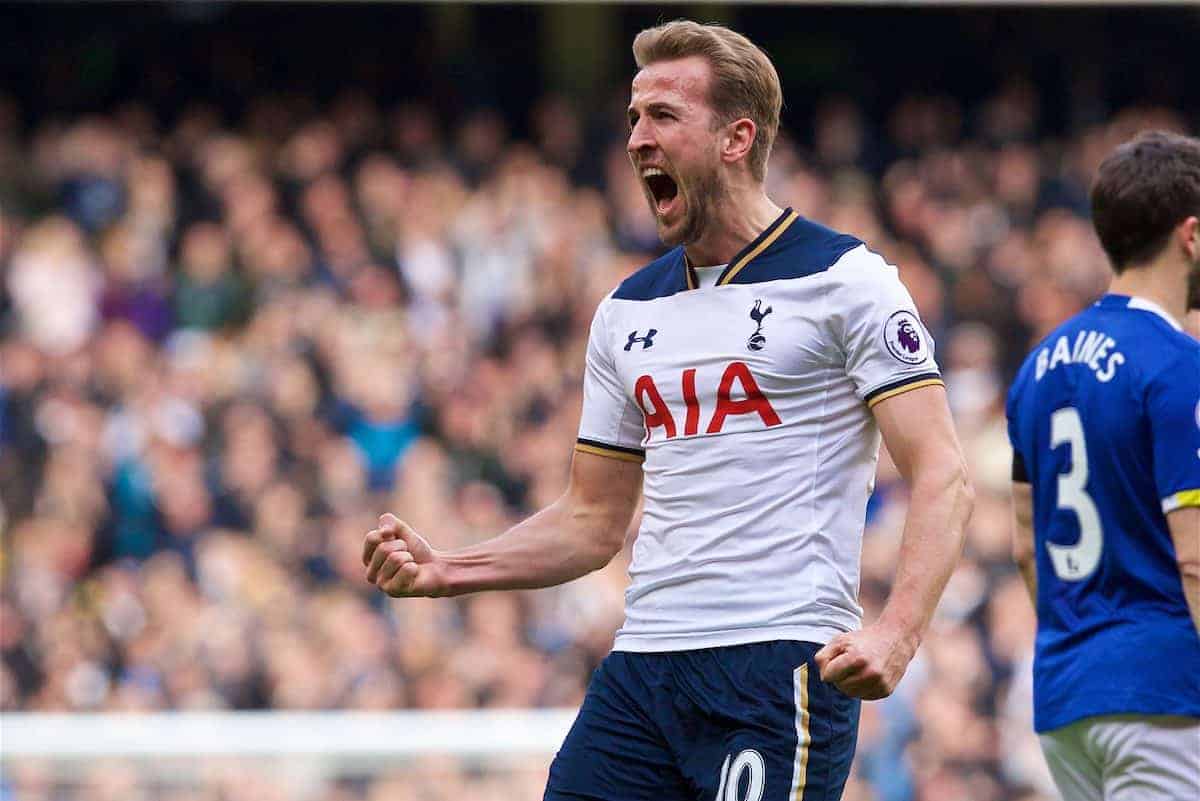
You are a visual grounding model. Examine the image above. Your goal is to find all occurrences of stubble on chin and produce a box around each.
[656,214,686,248]
[656,194,703,249]
[674,172,723,248]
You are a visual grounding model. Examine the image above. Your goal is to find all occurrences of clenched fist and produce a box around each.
[814,623,918,700]
[362,514,446,597]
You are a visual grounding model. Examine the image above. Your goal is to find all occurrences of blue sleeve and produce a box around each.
[1005,375,1029,481]
[1148,351,1200,513]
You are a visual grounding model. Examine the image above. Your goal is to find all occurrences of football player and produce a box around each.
[1007,130,1200,801]
[364,20,973,801]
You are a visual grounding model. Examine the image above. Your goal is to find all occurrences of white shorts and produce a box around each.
[1039,715,1200,801]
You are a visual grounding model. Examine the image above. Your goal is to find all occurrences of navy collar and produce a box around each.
[683,207,799,290]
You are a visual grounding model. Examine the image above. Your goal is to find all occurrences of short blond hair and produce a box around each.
[632,20,782,182]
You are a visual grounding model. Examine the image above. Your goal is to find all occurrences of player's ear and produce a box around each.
[721,117,757,167]
[1182,216,1200,261]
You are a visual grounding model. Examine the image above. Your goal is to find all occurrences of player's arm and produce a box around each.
[1010,456,1037,605]
[816,384,973,699]
[1146,354,1200,634]
[362,449,641,597]
[1168,508,1200,635]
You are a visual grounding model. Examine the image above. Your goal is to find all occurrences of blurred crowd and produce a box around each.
[0,77,1196,801]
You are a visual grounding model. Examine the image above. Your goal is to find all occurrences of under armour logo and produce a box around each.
[747,300,772,351]
[625,329,657,351]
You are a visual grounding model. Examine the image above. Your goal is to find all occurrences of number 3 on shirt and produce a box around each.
[1048,407,1103,580]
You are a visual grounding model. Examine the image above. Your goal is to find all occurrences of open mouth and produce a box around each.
[643,168,679,216]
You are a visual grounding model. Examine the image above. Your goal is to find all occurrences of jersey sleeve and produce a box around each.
[1006,374,1032,483]
[575,299,646,463]
[1148,350,1200,513]
[829,247,943,408]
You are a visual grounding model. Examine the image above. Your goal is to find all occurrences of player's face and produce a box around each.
[627,57,725,248]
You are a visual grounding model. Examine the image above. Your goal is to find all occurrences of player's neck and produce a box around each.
[1108,257,1188,326]
[684,190,783,268]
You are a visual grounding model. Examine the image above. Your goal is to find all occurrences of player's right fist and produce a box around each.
[362,514,446,597]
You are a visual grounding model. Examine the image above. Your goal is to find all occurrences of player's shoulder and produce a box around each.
[725,212,864,286]
[609,213,866,301]
[1110,297,1200,381]
[1008,297,1199,406]
[611,247,688,302]
[1146,325,1200,389]
[1148,315,1200,360]
[822,241,895,287]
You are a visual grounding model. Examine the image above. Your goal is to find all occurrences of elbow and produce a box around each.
[956,466,975,553]
[927,450,974,500]
[1011,505,1036,571]
[959,464,977,520]
[1012,517,1037,570]
[564,496,632,575]
[944,456,975,533]
[1012,538,1036,570]
[909,457,973,548]
[575,511,627,572]
[586,529,626,571]
[601,521,629,564]
[1178,556,1200,585]
[932,456,974,560]
[915,457,973,506]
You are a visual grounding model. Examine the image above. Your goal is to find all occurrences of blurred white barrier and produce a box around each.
[0,709,576,778]
[1,711,577,798]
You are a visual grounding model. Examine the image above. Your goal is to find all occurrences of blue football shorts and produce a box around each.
[544,640,860,801]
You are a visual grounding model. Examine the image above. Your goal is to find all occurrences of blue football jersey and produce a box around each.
[1007,294,1200,733]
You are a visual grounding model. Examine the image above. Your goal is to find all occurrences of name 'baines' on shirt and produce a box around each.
[1034,329,1125,383]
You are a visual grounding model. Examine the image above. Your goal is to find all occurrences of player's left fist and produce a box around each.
[813,624,918,700]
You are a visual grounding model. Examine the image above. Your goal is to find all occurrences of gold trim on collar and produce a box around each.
[718,209,799,286]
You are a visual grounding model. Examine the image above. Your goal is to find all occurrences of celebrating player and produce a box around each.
[363,21,973,801]
[1007,131,1200,801]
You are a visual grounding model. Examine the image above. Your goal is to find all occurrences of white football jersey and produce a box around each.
[576,209,942,652]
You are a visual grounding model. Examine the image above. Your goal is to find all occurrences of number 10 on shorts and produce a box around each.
[714,749,766,801]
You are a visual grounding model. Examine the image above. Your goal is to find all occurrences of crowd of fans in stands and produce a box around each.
[1,79,1195,801]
